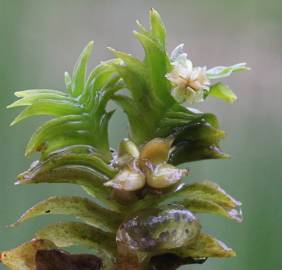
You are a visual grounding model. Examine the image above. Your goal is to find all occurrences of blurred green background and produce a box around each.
[0,0,281,269]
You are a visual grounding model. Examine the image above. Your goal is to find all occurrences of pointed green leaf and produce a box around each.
[84,59,121,103]
[7,93,73,108]
[10,99,82,126]
[64,71,72,94]
[150,8,166,49]
[109,48,147,101]
[72,41,94,97]
[208,83,238,103]
[172,120,225,146]
[173,181,241,209]
[0,239,56,270]
[207,62,250,79]
[35,222,116,267]
[112,94,149,143]
[159,181,242,222]
[14,89,67,98]
[25,115,89,156]
[175,233,236,258]
[134,31,172,106]
[38,144,117,177]
[180,198,241,222]
[16,162,122,213]
[12,196,121,233]
[169,142,230,165]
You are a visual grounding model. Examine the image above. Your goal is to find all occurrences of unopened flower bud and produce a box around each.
[146,163,188,189]
[139,138,172,169]
[104,168,145,191]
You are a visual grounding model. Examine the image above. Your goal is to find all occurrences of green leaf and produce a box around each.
[175,181,241,209]
[159,181,242,222]
[112,94,151,144]
[0,239,56,270]
[179,198,241,221]
[133,181,242,222]
[25,115,90,157]
[83,59,121,104]
[172,119,225,146]
[134,31,172,106]
[11,196,121,233]
[109,48,147,101]
[72,41,94,97]
[149,8,166,49]
[9,46,120,158]
[14,89,67,98]
[175,233,236,258]
[7,92,72,108]
[64,71,72,94]
[207,62,250,79]
[10,99,82,126]
[208,83,237,103]
[35,222,116,268]
[39,145,117,176]
[16,161,122,213]
[169,142,230,165]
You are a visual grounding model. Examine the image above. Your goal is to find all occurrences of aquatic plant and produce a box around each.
[0,9,248,270]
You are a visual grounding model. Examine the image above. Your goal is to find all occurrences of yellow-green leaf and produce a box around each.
[11,196,121,233]
[0,239,56,270]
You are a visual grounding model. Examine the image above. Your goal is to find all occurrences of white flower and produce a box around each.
[166,44,210,104]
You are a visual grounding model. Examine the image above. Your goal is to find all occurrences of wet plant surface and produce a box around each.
[0,9,248,270]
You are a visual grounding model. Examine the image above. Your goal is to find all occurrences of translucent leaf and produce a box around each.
[83,59,121,104]
[10,99,82,126]
[117,207,201,252]
[0,239,56,270]
[12,196,121,233]
[38,144,116,176]
[25,115,89,156]
[72,41,94,97]
[208,82,237,103]
[64,71,72,94]
[7,92,73,108]
[175,181,241,209]
[175,233,236,258]
[179,198,241,222]
[35,222,116,267]
[16,162,123,213]
[159,181,242,222]
[134,31,172,106]
[112,94,149,143]
[149,8,166,49]
[109,48,147,101]
[169,142,230,165]
[36,249,102,270]
[14,89,67,98]
[172,119,225,145]
[207,62,250,79]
